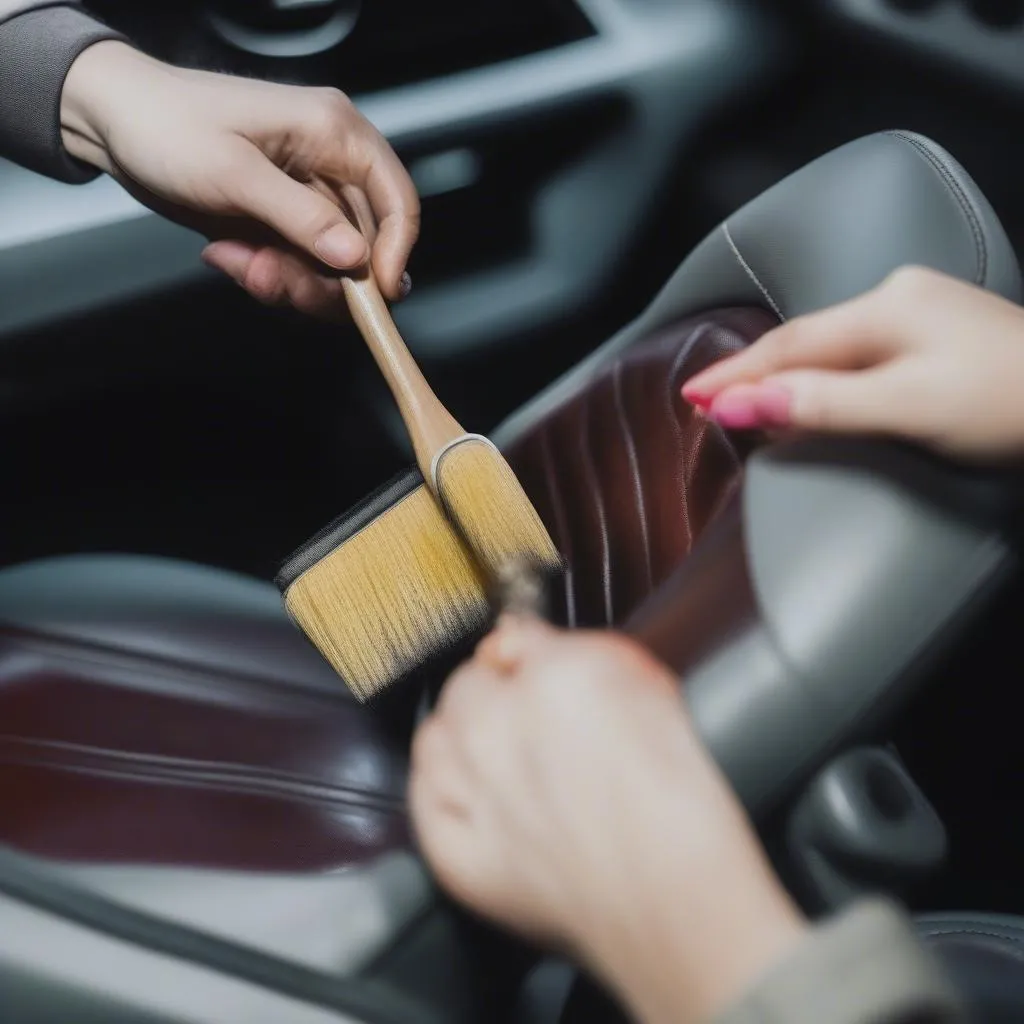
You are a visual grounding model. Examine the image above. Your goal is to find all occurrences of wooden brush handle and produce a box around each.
[342,272,465,480]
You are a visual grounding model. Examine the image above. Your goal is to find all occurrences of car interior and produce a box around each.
[3,0,1024,1021]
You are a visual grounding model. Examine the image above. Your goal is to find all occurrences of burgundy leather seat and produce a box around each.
[0,310,767,1024]
[0,311,773,878]
[0,555,409,870]
[506,308,771,628]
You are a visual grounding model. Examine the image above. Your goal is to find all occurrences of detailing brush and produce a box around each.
[340,270,561,582]
[279,473,490,703]
[278,273,561,703]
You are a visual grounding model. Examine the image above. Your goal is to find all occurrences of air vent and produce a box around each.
[89,0,595,94]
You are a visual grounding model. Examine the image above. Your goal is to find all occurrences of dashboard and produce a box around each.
[821,0,1024,92]
[0,0,781,355]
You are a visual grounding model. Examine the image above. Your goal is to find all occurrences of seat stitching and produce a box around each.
[722,222,786,321]
[886,130,987,286]
[667,324,716,553]
[0,736,406,812]
[921,927,1024,948]
[0,626,357,709]
[537,426,577,628]
[611,358,653,592]
[579,389,614,625]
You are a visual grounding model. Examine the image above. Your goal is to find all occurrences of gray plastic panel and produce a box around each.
[745,446,1008,704]
[784,746,947,911]
[0,894,371,1024]
[687,439,1013,814]
[0,0,782,348]
[58,852,431,976]
[824,0,1024,92]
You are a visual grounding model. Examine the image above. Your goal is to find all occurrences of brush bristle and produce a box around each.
[436,440,563,580]
[284,486,489,702]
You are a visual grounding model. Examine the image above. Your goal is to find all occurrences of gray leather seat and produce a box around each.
[0,131,1021,1023]
[918,915,1024,1023]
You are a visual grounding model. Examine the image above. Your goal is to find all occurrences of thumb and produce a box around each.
[225,141,368,270]
[478,615,557,673]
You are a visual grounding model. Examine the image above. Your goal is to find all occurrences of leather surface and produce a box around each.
[0,310,769,867]
[0,554,345,693]
[918,913,1024,1022]
[494,131,1021,447]
[0,570,409,869]
[505,307,774,627]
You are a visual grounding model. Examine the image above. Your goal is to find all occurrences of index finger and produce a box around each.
[682,289,905,404]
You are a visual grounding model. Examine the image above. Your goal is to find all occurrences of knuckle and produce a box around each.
[310,87,355,132]
[794,383,828,429]
[883,264,937,295]
[244,264,285,306]
[759,322,799,367]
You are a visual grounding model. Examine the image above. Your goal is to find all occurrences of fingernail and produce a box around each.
[705,391,760,430]
[681,379,714,408]
[399,271,412,299]
[314,225,366,269]
[706,384,792,430]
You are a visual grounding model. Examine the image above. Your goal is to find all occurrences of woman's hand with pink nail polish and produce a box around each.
[61,42,420,317]
[682,266,1024,462]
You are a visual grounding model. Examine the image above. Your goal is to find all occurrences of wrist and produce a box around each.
[581,849,808,1024]
[60,39,149,171]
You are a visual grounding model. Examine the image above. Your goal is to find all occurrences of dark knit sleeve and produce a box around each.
[0,3,126,182]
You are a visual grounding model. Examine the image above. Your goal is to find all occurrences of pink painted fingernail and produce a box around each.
[706,383,792,430]
[681,379,713,406]
[705,390,761,429]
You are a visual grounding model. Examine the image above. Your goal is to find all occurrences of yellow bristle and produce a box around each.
[283,486,489,702]
[435,440,562,581]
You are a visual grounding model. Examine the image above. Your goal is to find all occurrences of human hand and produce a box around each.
[682,267,1024,461]
[410,617,805,1024]
[60,41,419,316]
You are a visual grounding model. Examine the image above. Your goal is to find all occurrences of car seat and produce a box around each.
[0,130,1020,1023]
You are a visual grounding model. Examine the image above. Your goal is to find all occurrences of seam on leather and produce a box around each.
[0,627,355,707]
[666,323,715,552]
[611,358,654,592]
[886,131,987,286]
[0,736,406,812]
[722,222,786,321]
[537,426,577,628]
[578,391,614,625]
[921,927,1024,946]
